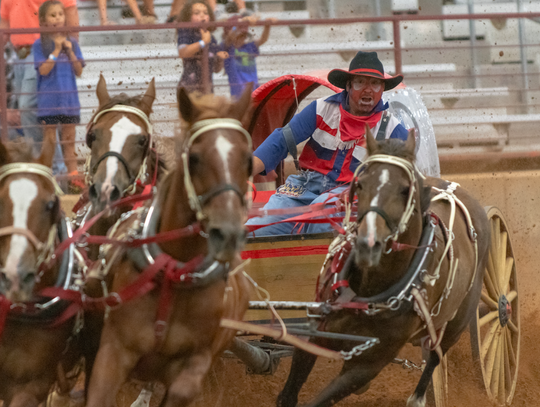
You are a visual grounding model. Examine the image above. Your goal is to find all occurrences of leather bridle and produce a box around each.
[85,105,153,195]
[181,118,253,221]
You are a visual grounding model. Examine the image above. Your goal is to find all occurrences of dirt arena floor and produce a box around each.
[59,170,540,407]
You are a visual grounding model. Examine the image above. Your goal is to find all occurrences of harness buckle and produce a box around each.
[76,233,89,248]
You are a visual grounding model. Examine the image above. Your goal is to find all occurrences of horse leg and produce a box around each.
[85,329,139,407]
[407,350,441,407]
[161,351,212,407]
[276,348,318,407]
[301,359,387,407]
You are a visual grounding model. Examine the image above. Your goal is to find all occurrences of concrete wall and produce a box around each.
[446,170,540,316]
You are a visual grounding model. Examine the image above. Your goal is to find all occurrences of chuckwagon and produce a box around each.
[234,74,520,407]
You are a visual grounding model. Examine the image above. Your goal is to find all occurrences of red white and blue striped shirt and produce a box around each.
[254,91,408,183]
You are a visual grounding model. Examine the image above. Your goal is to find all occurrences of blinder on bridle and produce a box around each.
[346,154,423,244]
[85,105,153,194]
[182,118,253,221]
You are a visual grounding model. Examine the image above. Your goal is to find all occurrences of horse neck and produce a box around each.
[157,166,206,262]
[352,209,424,298]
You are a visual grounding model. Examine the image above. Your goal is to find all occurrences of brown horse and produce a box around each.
[0,135,82,406]
[75,74,166,260]
[85,85,253,407]
[277,127,490,407]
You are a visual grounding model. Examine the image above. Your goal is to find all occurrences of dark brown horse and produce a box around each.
[277,127,490,407]
[0,135,82,406]
[75,74,166,260]
[85,85,254,407]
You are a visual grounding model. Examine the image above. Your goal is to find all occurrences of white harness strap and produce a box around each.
[181,118,253,221]
[91,105,153,135]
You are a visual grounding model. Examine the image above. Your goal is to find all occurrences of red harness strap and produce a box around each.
[0,296,10,338]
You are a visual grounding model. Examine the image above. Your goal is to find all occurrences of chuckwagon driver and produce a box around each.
[247,51,409,236]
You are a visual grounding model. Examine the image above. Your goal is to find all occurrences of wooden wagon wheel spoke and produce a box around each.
[470,207,520,406]
[481,291,499,310]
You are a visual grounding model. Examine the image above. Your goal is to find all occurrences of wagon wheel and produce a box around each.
[470,206,520,406]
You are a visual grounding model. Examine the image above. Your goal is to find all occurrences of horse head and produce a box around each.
[176,85,253,263]
[87,74,156,213]
[0,134,62,302]
[351,125,431,270]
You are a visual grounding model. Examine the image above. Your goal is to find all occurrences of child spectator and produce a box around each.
[97,0,156,25]
[33,0,85,192]
[177,0,229,94]
[222,16,275,98]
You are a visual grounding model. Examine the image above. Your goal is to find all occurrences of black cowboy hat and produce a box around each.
[327,51,403,91]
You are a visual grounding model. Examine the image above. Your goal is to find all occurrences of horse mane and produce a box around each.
[6,137,35,162]
[372,138,416,162]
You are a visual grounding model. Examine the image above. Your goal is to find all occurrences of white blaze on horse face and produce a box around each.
[102,116,143,198]
[215,135,234,182]
[366,169,390,247]
[5,179,38,280]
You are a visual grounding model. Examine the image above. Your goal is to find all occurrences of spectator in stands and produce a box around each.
[34,0,85,192]
[246,51,409,236]
[97,0,156,25]
[168,0,249,22]
[0,0,78,176]
[222,15,275,98]
[177,0,229,94]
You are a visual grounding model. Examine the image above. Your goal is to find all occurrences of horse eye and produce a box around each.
[189,153,200,170]
[138,136,147,147]
[45,199,57,212]
[356,181,363,191]
[401,186,410,197]
[87,131,96,147]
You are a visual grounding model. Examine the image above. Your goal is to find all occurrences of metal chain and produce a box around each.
[340,338,379,360]
[392,357,424,371]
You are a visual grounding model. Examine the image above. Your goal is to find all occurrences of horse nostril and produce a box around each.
[109,186,121,202]
[22,272,35,286]
[0,272,11,291]
[208,228,225,244]
[89,184,98,200]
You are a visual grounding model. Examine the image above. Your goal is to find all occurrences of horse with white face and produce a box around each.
[0,135,81,407]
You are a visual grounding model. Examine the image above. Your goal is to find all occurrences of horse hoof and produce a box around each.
[353,382,371,395]
[406,393,426,407]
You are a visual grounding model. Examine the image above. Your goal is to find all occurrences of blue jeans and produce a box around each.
[246,170,348,236]
[13,51,66,175]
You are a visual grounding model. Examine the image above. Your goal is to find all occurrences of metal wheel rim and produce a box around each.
[472,206,520,406]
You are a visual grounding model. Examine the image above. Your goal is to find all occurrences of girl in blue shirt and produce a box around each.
[176,1,228,93]
[33,0,84,190]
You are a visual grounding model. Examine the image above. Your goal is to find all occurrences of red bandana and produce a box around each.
[338,104,382,143]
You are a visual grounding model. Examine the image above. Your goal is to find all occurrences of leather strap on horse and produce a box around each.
[220,319,343,360]
[0,296,10,339]
[410,287,444,361]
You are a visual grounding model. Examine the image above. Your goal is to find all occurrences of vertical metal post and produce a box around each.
[517,0,530,113]
[393,19,402,75]
[369,0,385,41]
[0,30,8,141]
[468,0,479,88]
[201,48,210,94]
[327,0,336,19]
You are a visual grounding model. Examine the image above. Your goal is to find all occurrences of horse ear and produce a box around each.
[37,129,56,168]
[365,124,378,156]
[405,128,416,155]
[177,87,199,124]
[96,74,110,108]
[228,82,253,122]
[0,138,11,167]
[140,78,156,116]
